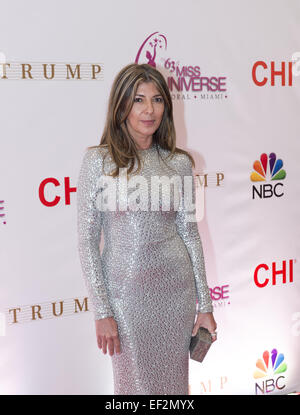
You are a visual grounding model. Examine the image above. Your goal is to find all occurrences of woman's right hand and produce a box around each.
[95,317,121,356]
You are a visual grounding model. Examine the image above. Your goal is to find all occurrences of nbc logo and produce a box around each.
[250,153,286,199]
[253,348,287,394]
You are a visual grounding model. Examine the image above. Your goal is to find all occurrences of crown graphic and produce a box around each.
[253,349,287,379]
[250,153,286,182]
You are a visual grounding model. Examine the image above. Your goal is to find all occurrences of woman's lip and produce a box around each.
[141,120,155,124]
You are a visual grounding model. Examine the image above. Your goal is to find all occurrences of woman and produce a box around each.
[77,63,217,395]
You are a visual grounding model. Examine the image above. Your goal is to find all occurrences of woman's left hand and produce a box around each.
[192,312,217,342]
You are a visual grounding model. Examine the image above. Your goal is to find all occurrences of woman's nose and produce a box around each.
[144,100,154,114]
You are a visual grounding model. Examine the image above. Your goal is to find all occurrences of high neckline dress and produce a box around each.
[77,142,213,395]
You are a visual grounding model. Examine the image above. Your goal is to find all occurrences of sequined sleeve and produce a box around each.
[77,148,114,320]
[175,154,213,313]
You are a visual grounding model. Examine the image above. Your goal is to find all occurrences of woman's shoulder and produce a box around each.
[82,144,110,163]
[175,150,192,166]
[79,145,111,176]
[86,143,109,155]
[160,146,193,171]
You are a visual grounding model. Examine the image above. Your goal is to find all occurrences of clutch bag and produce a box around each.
[189,326,212,362]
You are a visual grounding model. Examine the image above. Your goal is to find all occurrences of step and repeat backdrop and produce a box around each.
[1,0,299,395]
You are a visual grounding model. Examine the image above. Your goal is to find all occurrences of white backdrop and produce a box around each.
[1,0,299,395]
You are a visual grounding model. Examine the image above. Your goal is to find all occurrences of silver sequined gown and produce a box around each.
[77,142,213,395]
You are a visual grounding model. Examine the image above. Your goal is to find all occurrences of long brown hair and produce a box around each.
[88,63,195,177]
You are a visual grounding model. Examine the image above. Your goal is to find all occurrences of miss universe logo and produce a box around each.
[135,31,228,101]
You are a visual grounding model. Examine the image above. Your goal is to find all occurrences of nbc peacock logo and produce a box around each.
[250,152,286,199]
[253,348,287,394]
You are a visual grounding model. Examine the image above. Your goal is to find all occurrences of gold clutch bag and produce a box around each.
[189,327,212,362]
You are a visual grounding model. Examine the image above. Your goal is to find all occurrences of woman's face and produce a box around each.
[125,81,165,144]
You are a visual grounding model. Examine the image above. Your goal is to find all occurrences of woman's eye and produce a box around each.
[134,97,163,103]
